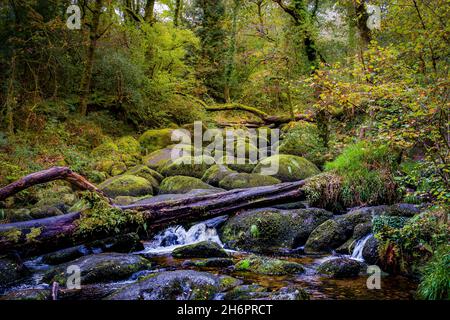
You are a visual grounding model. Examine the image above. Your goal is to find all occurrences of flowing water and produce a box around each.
[351,234,373,261]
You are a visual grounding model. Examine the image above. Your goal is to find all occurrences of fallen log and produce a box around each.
[0,168,306,257]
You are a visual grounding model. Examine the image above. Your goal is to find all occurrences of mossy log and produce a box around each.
[0,167,306,257]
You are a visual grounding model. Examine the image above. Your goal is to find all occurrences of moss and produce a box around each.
[159,176,217,194]
[126,165,162,190]
[218,172,280,190]
[160,155,214,179]
[253,154,320,182]
[139,129,174,154]
[91,141,119,159]
[110,161,127,176]
[25,227,42,243]
[116,136,141,155]
[303,172,344,212]
[143,147,174,171]
[235,255,304,275]
[201,164,235,186]
[99,174,153,198]
[1,228,22,243]
[220,154,257,173]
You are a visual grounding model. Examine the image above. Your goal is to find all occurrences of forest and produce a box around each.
[0,0,448,301]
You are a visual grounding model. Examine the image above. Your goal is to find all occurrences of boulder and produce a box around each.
[234,255,304,275]
[160,155,215,179]
[99,174,153,198]
[139,129,174,154]
[43,253,151,285]
[87,233,144,253]
[201,164,235,186]
[317,257,363,278]
[126,165,162,191]
[362,235,380,265]
[172,241,228,258]
[221,154,257,173]
[42,245,90,265]
[143,147,174,170]
[116,136,141,155]
[304,209,373,254]
[218,172,281,190]
[220,208,333,253]
[158,176,219,194]
[253,154,320,182]
[0,257,29,288]
[91,141,119,159]
[107,270,226,300]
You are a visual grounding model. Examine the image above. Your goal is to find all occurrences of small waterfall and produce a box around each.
[141,222,223,255]
[351,233,372,262]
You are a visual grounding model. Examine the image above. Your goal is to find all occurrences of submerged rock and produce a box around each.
[182,258,234,268]
[172,241,228,258]
[220,208,333,253]
[317,257,363,278]
[218,172,281,190]
[159,176,219,194]
[99,174,153,197]
[253,154,320,182]
[107,270,227,300]
[234,255,304,275]
[43,253,151,285]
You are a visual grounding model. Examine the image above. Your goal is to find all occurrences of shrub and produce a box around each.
[417,245,450,300]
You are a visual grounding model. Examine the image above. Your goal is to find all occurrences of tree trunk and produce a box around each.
[0,169,306,257]
[79,0,103,117]
[144,0,156,23]
[174,0,182,27]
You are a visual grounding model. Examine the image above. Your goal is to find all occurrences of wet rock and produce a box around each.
[222,284,268,300]
[42,245,90,265]
[0,289,50,300]
[268,286,310,300]
[253,154,320,182]
[172,241,228,258]
[362,235,380,265]
[59,283,128,300]
[220,208,333,253]
[107,270,223,300]
[304,209,373,254]
[234,255,304,275]
[317,257,363,278]
[182,258,234,268]
[159,176,220,194]
[43,253,151,285]
[0,257,29,288]
[88,233,144,253]
[272,201,307,210]
[203,215,228,229]
[218,172,281,190]
[99,174,153,198]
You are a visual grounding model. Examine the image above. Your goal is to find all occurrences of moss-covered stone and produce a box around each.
[159,176,218,194]
[172,241,228,258]
[143,147,174,171]
[221,154,257,173]
[304,209,373,254]
[107,270,221,300]
[113,195,142,206]
[91,141,119,159]
[43,253,151,285]
[126,165,162,191]
[317,257,363,278]
[220,208,333,253]
[182,258,234,268]
[99,174,153,197]
[201,164,235,186]
[139,129,174,154]
[234,255,304,275]
[253,154,320,182]
[218,172,280,190]
[116,136,141,155]
[160,155,215,179]
[110,161,127,176]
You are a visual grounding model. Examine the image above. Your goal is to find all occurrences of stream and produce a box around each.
[1,220,417,300]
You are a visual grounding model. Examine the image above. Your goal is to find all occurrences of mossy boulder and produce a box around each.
[221,154,257,173]
[160,155,215,179]
[43,253,151,285]
[362,235,380,265]
[201,164,235,186]
[7,208,33,222]
[126,165,162,191]
[304,209,373,254]
[172,241,228,258]
[139,129,174,154]
[91,141,119,159]
[317,257,363,278]
[110,161,128,176]
[220,208,333,253]
[218,172,281,190]
[107,270,223,300]
[235,255,304,275]
[159,176,219,194]
[0,257,29,288]
[116,136,141,155]
[143,147,174,171]
[99,174,153,198]
[253,154,320,182]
